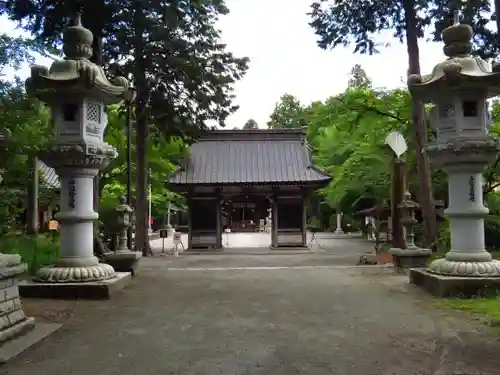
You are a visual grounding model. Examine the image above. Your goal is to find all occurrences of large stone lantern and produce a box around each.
[408,14,500,297]
[21,15,133,297]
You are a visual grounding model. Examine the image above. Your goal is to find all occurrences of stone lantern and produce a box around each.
[21,14,134,297]
[103,197,141,275]
[390,191,431,272]
[408,13,500,297]
[114,196,134,252]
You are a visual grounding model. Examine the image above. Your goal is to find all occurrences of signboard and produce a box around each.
[48,220,59,231]
[160,229,168,238]
[173,232,181,245]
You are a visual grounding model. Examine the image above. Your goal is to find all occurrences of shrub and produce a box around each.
[485,215,500,250]
[307,216,322,231]
[0,234,59,275]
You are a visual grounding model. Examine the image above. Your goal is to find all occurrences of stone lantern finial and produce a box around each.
[442,11,473,58]
[62,12,93,60]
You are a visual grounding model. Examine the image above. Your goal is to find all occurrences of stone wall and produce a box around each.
[0,256,34,344]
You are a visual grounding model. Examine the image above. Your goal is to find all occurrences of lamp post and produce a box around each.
[125,87,136,250]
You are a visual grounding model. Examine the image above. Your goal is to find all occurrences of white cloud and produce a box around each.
[1,2,448,128]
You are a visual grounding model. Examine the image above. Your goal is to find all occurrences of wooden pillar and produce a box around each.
[271,197,278,248]
[216,198,222,249]
[391,159,405,249]
[301,196,307,247]
[187,198,193,249]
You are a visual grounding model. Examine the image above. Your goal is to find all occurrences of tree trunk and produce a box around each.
[26,155,38,234]
[133,5,152,256]
[495,0,500,37]
[402,0,437,247]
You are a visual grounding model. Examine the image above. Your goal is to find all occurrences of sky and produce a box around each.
[1,0,449,128]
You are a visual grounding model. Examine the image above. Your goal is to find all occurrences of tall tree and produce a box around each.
[243,118,258,129]
[348,64,371,88]
[267,94,306,129]
[308,1,486,246]
[1,0,249,255]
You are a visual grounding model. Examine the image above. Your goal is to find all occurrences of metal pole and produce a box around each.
[126,99,133,250]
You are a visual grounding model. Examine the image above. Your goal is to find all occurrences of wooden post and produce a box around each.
[271,197,278,248]
[391,158,406,249]
[187,198,192,249]
[216,198,222,249]
[301,196,307,247]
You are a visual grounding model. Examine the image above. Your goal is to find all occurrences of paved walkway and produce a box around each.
[3,236,500,374]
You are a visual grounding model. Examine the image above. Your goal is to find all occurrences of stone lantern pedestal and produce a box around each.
[407,14,500,297]
[18,14,133,299]
[390,192,431,272]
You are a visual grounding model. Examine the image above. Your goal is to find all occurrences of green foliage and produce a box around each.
[307,216,321,230]
[308,0,496,59]
[0,80,54,234]
[0,234,59,275]
[98,105,187,224]
[267,94,307,129]
[485,215,500,250]
[0,34,38,73]
[243,119,258,130]
[348,64,371,88]
[1,0,249,135]
[310,87,412,210]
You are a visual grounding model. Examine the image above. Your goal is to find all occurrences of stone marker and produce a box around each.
[408,13,500,297]
[19,14,135,299]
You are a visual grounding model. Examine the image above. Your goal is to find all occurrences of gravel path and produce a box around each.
[3,237,500,374]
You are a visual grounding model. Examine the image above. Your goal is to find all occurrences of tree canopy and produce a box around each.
[267,94,306,129]
[309,0,496,59]
[243,118,258,129]
[1,0,249,254]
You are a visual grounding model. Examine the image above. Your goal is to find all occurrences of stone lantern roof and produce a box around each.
[408,13,500,102]
[25,13,130,104]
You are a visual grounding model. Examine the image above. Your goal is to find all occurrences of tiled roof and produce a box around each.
[37,158,60,188]
[169,128,331,186]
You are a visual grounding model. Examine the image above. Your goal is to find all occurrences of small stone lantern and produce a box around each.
[408,13,500,296]
[115,196,134,252]
[23,14,133,289]
[390,191,431,271]
[103,197,142,275]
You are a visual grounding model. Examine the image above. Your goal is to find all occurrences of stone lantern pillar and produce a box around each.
[408,14,500,297]
[20,14,134,298]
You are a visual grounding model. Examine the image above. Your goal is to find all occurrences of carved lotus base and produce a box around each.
[428,258,500,277]
[34,263,116,283]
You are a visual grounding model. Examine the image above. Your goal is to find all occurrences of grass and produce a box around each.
[0,233,59,275]
[432,249,500,327]
[438,297,500,327]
